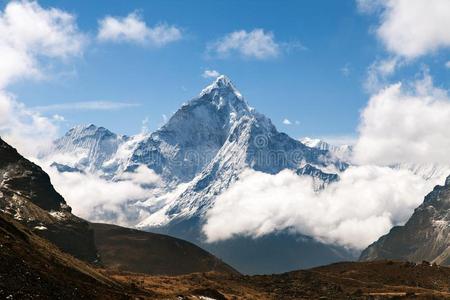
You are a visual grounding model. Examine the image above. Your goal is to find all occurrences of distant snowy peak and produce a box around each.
[301,137,353,162]
[50,124,129,174]
[300,137,450,182]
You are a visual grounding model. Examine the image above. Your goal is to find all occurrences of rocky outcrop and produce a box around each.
[360,175,450,265]
[0,137,99,262]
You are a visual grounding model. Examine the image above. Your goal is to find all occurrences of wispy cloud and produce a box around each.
[341,64,351,77]
[97,12,182,47]
[33,101,140,112]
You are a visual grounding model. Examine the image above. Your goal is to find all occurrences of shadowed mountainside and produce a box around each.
[361,176,450,265]
[0,137,236,276]
[91,222,238,276]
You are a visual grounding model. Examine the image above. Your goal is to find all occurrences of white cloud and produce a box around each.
[52,114,65,122]
[44,164,162,226]
[202,69,220,78]
[0,0,86,88]
[97,12,181,47]
[0,1,86,157]
[364,57,399,92]
[445,61,450,69]
[209,29,280,59]
[360,0,450,59]
[354,73,450,165]
[203,167,438,249]
[33,101,140,112]
[282,118,292,125]
[356,0,385,14]
[0,92,58,157]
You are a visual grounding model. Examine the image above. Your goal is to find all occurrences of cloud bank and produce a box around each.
[44,164,161,226]
[204,167,439,249]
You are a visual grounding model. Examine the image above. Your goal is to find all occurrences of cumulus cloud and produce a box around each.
[202,69,220,78]
[208,29,280,59]
[204,167,439,249]
[33,101,140,112]
[0,0,86,88]
[0,92,58,157]
[354,73,450,165]
[359,0,450,59]
[0,1,86,157]
[282,118,292,125]
[43,164,162,226]
[97,12,182,46]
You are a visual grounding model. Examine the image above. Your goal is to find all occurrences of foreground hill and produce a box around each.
[0,137,235,276]
[91,222,237,275]
[361,176,450,265]
[109,261,450,299]
[3,212,450,299]
[0,212,145,299]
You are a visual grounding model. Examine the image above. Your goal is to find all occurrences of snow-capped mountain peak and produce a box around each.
[200,75,242,99]
[50,123,128,174]
[47,77,347,229]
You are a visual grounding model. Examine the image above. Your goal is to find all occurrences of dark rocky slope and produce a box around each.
[360,176,450,265]
[0,137,98,262]
[0,137,236,276]
[91,222,238,275]
[0,212,146,299]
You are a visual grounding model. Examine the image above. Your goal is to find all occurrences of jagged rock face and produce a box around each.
[52,124,128,175]
[0,138,67,212]
[0,137,98,262]
[129,76,249,183]
[134,76,346,225]
[360,176,450,265]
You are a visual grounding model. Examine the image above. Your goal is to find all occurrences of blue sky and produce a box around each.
[3,0,450,141]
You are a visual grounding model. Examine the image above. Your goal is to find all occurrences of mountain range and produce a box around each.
[44,76,355,274]
[3,135,450,298]
[0,137,235,276]
[42,75,450,274]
